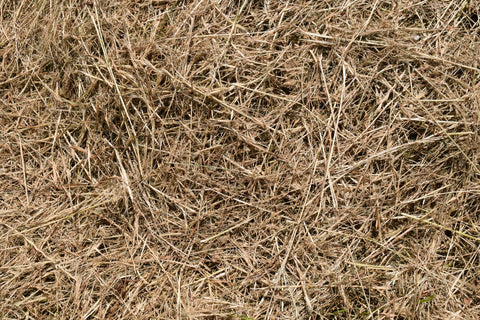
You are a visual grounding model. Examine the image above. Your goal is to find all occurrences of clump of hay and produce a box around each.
[1,1,480,319]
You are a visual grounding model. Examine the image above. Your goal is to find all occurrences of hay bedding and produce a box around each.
[1,1,480,319]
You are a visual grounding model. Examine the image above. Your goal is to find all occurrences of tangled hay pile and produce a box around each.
[1,1,480,319]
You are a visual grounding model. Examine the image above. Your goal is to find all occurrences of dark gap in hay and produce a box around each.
[443,230,453,241]
[404,123,427,141]
[43,273,56,284]
[129,96,148,113]
[145,48,166,62]
[452,67,465,79]
[463,11,479,30]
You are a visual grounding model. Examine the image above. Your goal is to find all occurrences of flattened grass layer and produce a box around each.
[1,1,480,319]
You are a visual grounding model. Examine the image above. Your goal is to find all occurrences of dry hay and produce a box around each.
[1,0,480,319]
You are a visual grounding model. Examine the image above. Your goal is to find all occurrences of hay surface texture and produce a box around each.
[1,1,480,319]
